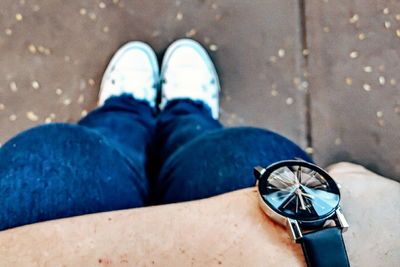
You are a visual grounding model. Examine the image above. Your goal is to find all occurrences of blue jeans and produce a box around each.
[0,95,312,230]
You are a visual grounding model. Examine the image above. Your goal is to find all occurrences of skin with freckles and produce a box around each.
[0,162,399,266]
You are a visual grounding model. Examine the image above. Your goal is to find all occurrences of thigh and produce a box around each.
[0,123,149,231]
[156,127,312,204]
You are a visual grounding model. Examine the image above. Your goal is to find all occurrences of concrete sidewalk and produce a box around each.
[0,0,399,181]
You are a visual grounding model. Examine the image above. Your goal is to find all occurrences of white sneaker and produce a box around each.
[160,39,220,119]
[98,41,159,108]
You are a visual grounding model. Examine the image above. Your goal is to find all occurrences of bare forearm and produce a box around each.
[0,188,304,266]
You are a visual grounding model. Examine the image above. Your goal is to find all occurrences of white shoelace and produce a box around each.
[107,68,156,100]
[162,67,217,101]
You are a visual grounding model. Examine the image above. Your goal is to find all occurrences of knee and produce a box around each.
[1,123,108,154]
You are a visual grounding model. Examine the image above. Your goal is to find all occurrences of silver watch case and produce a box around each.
[254,162,349,242]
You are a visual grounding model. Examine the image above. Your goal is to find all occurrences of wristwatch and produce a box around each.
[254,160,350,267]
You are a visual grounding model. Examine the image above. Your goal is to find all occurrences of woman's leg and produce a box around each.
[156,126,312,204]
[150,99,222,202]
[154,99,222,164]
[153,39,311,203]
[79,95,156,177]
[0,96,154,231]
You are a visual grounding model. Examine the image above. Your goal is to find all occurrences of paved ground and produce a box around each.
[0,0,399,181]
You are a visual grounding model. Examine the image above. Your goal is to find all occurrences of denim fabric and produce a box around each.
[0,95,312,230]
[156,127,312,203]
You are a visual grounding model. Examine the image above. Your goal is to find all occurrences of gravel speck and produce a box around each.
[26,111,39,121]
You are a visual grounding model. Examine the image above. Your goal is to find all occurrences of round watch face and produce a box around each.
[258,161,340,222]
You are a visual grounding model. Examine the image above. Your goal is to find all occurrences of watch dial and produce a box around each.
[259,163,340,221]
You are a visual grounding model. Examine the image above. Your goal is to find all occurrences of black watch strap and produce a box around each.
[299,227,350,267]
